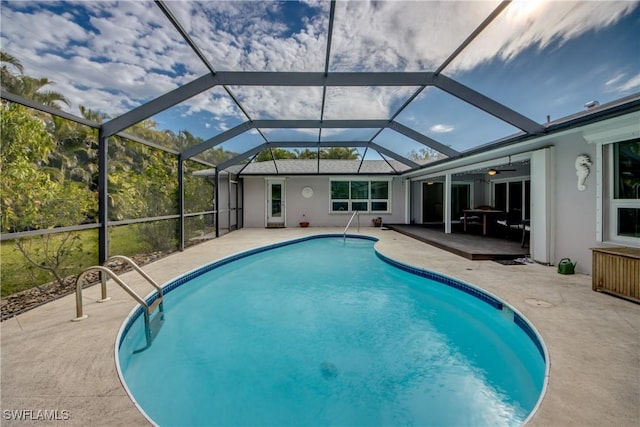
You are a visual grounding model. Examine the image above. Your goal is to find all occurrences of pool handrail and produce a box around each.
[343,210,360,242]
[72,256,164,347]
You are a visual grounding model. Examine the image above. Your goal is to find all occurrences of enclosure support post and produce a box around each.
[236,177,240,229]
[214,168,220,238]
[98,128,109,264]
[444,173,452,234]
[228,173,232,231]
[178,155,185,251]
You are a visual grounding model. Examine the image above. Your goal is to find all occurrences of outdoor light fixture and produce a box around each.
[487,169,498,176]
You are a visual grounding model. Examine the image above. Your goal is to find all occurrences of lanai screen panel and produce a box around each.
[230,86,324,120]
[0,1,210,117]
[394,87,522,153]
[446,1,640,124]
[328,0,501,72]
[261,128,320,142]
[359,150,411,174]
[372,128,447,165]
[164,1,329,72]
[133,87,248,153]
[323,86,418,120]
[321,128,381,142]
[210,129,265,163]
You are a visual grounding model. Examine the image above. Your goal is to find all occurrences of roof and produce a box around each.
[1,1,639,175]
[198,159,411,176]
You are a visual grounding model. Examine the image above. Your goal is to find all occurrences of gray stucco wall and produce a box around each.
[551,132,598,274]
[243,176,407,228]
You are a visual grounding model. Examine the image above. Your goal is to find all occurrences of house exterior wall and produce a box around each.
[242,176,407,228]
[551,133,598,274]
[237,112,637,275]
[405,137,599,274]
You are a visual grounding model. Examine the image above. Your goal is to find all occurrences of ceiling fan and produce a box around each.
[487,166,516,175]
[487,156,517,175]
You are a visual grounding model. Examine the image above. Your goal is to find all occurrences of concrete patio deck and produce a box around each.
[1,228,638,426]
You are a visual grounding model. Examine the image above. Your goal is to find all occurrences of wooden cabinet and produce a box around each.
[591,247,640,303]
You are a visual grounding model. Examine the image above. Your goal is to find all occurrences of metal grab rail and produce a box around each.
[104,255,164,303]
[343,210,360,243]
[72,257,164,348]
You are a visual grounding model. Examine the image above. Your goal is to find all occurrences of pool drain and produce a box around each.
[524,298,554,308]
[320,361,338,380]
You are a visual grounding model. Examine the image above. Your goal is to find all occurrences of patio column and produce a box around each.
[530,147,555,264]
[404,178,411,224]
[444,173,452,234]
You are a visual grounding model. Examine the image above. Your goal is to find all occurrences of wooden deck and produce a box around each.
[386,224,530,260]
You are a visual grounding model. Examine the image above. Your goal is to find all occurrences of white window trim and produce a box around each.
[585,111,640,245]
[491,177,531,217]
[602,142,640,245]
[329,177,392,214]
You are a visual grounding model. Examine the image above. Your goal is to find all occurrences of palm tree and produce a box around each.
[320,147,360,160]
[1,50,24,92]
[47,106,107,185]
[17,76,70,109]
[0,50,69,110]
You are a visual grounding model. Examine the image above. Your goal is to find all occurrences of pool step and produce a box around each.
[266,223,285,228]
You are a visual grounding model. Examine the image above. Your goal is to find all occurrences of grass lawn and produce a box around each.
[1,226,154,297]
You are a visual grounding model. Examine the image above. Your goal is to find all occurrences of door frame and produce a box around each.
[265,178,286,227]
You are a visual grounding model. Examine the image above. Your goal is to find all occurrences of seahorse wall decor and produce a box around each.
[575,154,592,191]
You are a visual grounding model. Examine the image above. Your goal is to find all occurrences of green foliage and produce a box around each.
[295,148,319,159]
[184,161,214,214]
[1,227,152,297]
[254,147,360,162]
[0,53,230,295]
[1,103,57,231]
[407,147,447,163]
[1,50,69,109]
[319,147,359,159]
[1,103,97,286]
[255,148,298,162]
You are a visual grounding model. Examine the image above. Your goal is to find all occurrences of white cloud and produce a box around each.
[329,1,499,72]
[447,1,638,73]
[607,72,640,94]
[430,124,454,134]
[0,0,636,139]
[231,86,324,120]
[1,1,207,116]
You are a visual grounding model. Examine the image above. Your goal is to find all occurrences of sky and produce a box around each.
[1,0,639,161]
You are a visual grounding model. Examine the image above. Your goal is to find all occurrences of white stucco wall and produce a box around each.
[242,176,407,228]
[236,113,637,275]
[550,133,599,274]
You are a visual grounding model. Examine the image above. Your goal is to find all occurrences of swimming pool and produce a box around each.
[117,235,547,426]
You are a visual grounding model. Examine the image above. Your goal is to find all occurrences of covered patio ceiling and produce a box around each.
[1,0,639,175]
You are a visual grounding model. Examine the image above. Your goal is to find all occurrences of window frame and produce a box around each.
[491,177,531,221]
[604,140,640,245]
[330,178,392,214]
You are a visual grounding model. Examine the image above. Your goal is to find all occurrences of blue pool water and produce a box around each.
[117,235,546,427]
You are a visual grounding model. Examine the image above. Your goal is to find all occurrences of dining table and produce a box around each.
[462,209,504,236]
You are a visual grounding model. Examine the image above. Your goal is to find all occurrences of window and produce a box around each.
[330,179,391,213]
[609,139,640,241]
[492,179,530,220]
[451,183,471,219]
